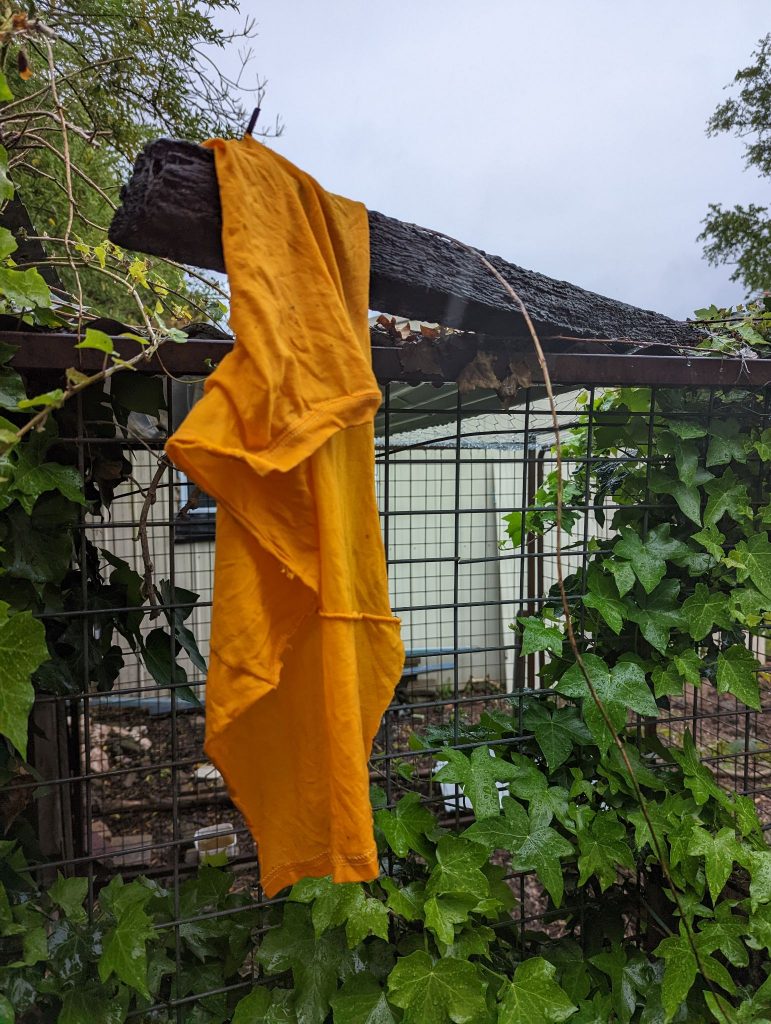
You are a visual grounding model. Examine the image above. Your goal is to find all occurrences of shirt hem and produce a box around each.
[261,849,380,897]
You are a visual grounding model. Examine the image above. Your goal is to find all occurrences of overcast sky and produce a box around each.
[219,2,768,321]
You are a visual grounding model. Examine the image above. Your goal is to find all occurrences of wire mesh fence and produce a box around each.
[19,372,771,1017]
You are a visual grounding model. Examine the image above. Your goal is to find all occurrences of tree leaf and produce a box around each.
[0,601,48,756]
[613,528,667,593]
[716,645,761,710]
[380,878,425,922]
[387,950,488,1024]
[498,956,577,1024]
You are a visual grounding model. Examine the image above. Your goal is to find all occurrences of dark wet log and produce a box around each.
[109,139,701,347]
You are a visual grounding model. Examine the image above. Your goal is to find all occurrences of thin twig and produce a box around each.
[137,456,169,616]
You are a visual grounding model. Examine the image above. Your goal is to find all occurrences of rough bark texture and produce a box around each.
[109,139,701,346]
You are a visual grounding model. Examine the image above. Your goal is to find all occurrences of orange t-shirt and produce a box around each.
[165,137,404,896]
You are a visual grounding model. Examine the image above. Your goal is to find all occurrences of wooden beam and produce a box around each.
[109,139,702,347]
[10,331,771,389]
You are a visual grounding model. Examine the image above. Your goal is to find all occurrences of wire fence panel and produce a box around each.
[21,375,771,1016]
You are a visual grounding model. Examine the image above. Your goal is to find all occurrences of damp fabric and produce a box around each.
[165,136,404,896]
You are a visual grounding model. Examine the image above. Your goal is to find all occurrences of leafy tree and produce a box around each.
[0,3,279,320]
[700,34,771,294]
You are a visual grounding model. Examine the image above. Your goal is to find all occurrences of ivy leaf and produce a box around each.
[670,730,725,807]
[653,932,697,1023]
[59,986,129,1024]
[625,579,685,654]
[614,528,668,594]
[691,524,725,561]
[577,812,635,891]
[648,467,706,525]
[747,851,771,907]
[681,583,732,641]
[523,702,592,772]
[590,945,650,1024]
[583,566,626,634]
[74,328,114,354]
[380,878,425,922]
[556,655,658,751]
[0,602,48,756]
[687,827,741,904]
[424,894,477,945]
[426,835,489,902]
[716,645,761,711]
[98,902,155,998]
[256,903,349,1024]
[387,950,488,1024]
[331,974,397,1024]
[375,792,435,860]
[703,468,752,527]
[519,616,563,656]
[673,648,703,686]
[0,266,52,309]
[49,873,88,924]
[606,559,636,598]
[290,877,389,948]
[16,387,64,410]
[434,746,533,819]
[0,366,25,411]
[465,797,574,907]
[706,420,749,467]
[9,457,85,516]
[232,987,297,1023]
[498,957,577,1024]
[728,533,771,598]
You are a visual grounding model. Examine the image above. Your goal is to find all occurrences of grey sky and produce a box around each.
[221,2,768,320]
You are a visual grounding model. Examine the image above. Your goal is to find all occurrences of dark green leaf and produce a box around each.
[331,974,396,1024]
[387,950,488,1024]
[577,812,635,891]
[519,616,564,656]
[498,957,577,1024]
[523,702,592,772]
[716,645,761,710]
[681,584,732,641]
[375,793,435,860]
[0,601,48,756]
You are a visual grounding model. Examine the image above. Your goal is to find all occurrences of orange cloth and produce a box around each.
[165,137,404,896]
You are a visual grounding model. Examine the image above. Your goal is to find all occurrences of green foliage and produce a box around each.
[699,34,771,293]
